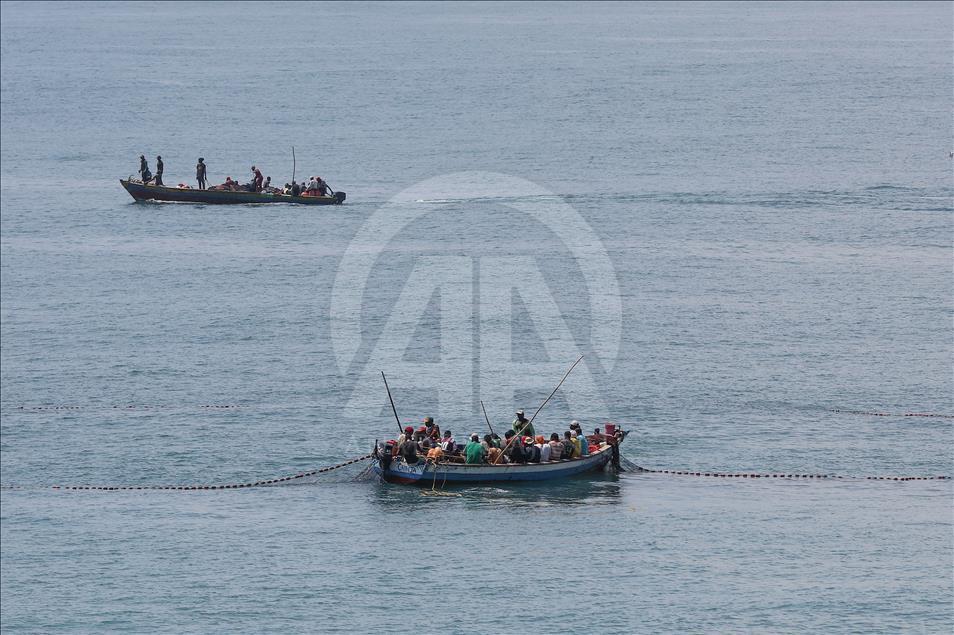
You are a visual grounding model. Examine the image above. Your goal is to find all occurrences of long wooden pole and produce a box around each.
[493,355,584,464]
[292,146,296,184]
[381,371,403,434]
[528,354,584,426]
[480,400,495,436]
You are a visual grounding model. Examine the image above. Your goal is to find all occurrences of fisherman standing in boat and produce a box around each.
[138,155,152,183]
[251,166,264,192]
[512,409,534,438]
[154,155,164,186]
[196,158,207,190]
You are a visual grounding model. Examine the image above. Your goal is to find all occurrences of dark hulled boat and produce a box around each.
[374,428,627,485]
[120,179,346,205]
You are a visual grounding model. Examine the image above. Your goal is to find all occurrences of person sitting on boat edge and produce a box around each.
[482,434,503,464]
[535,436,551,462]
[440,430,457,454]
[562,430,579,459]
[571,430,588,456]
[412,426,428,443]
[304,176,320,195]
[548,433,564,461]
[464,434,486,464]
[570,421,589,456]
[503,430,527,463]
[262,176,279,193]
[397,425,414,444]
[512,409,534,438]
[423,416,441,441]
[524,437,542,463]
[399,433,420,465]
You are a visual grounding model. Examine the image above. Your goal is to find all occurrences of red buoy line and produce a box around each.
[0,454,372,492]
[829,409,954,419]
[635,467,949,481]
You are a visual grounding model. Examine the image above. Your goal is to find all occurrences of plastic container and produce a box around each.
[604,423,617,436]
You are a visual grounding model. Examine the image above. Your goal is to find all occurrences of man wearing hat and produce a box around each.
[423,416,441,441]
[397,425,414,447]
[570,420,588,456]
[512,409,534,438]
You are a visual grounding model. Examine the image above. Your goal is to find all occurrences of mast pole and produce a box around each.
[381,371,403,434]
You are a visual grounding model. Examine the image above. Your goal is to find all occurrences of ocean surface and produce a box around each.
[1,2,952,633]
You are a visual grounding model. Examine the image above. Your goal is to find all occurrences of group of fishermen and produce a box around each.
[137,155,330,196]
[387,410,617,467]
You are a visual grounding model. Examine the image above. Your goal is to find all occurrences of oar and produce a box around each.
[493,355,584,464]
[480,400,495,436]
[381,371,403,435]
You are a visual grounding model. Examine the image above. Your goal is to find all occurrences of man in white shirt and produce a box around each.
[538,438,551,462]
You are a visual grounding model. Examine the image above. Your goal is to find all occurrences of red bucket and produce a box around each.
[604,423,617,437]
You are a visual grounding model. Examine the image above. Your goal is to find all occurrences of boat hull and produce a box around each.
[374,438,622,485]
[120,179,345,205]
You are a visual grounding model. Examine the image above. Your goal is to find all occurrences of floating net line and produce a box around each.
[1,454,373,492]
[620,458,949,481]
[5,404,952,419]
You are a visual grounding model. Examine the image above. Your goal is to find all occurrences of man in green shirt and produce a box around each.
[512,409,534,438]
[464,434,487,464]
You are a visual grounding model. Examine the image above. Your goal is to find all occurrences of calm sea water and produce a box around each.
[2,2,952,633]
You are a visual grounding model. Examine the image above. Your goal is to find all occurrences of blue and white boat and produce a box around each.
[373,430,627,485]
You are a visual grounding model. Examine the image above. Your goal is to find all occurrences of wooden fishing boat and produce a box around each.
[373,430,627,485]
[120,179,346,205]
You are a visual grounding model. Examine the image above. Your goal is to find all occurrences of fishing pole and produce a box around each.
[381,371,404,434]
